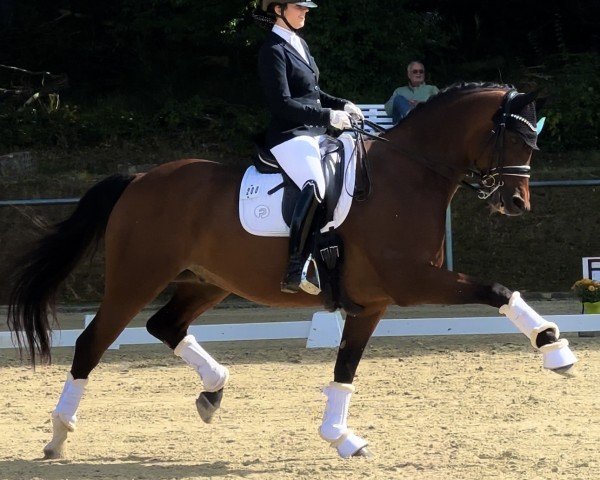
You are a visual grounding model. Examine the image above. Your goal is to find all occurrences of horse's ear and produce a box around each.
[511,91,537,111]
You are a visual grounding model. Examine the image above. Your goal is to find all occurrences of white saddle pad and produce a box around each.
[239,141,357,237]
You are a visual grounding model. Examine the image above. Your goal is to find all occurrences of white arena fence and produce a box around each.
[1,311,598,350]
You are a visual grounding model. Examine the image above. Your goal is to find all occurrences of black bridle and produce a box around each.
[350,89,534,201]
[462,89,532,199]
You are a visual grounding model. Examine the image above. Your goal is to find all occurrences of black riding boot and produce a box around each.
[281,184,321,293]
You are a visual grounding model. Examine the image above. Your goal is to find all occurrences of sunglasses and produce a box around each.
[411,69,424,74]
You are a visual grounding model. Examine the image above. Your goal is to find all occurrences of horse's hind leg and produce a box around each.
[145,280,231,423]
[319,304,387,459]
[44,260,181,459]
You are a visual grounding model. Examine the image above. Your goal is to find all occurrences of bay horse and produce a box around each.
[7,83,576,460]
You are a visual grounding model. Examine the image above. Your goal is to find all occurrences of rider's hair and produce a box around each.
[252,3,282,29]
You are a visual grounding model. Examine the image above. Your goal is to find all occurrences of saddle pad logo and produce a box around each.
[255,205,270,219]
[245,184,260,199]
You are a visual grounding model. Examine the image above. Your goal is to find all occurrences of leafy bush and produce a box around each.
[301,1,448,102]
[155,96,266,158]
[1,1,597,155]
[0,95,265,160]
[0,100,150,150]
[522,53,600,151]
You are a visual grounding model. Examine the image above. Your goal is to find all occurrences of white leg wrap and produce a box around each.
[499,291,559,349]
[319,382,368,458]
[174,335,229,392]
[500,292,577,370]
[52,373,88,432]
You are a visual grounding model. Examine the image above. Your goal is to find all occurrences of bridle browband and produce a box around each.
[352,89,534,201]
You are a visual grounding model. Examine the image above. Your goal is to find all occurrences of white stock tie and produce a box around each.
[290,34,309,63]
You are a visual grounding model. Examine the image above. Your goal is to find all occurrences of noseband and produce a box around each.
[465,90,532,200]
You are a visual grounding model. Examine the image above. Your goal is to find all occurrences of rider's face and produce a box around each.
[276,4,309,30]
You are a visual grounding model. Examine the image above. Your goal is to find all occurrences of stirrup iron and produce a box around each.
[300,254,321,295]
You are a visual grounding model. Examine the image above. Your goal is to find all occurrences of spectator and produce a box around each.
[384,61,439,123]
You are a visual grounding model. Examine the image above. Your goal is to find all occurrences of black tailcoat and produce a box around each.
[258,31,348,149]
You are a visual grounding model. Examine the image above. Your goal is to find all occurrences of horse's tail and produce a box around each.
[7,173,136,366]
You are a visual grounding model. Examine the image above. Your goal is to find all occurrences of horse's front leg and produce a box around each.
[385,266,577,373]
[319,305,386,459]
[500,291,577,372]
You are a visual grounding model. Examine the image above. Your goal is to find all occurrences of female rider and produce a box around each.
[256,0,363,293]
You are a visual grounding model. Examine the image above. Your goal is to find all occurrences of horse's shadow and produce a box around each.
[0,456,284,479]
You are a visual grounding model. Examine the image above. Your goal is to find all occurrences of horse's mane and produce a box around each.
[394,81,513,126]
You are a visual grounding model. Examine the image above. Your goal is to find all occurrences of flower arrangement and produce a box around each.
[571,278,600,303]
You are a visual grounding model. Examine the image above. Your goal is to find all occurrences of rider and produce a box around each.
[255,0,364,293]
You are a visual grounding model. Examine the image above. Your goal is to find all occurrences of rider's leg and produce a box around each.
[280,183,321,292]
[270,135,325,293]
[270,135,326,199]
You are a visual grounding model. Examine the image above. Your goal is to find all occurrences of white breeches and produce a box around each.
[270,135,326,201]
[174,335,229,392]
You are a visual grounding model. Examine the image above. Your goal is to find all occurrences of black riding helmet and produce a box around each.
[262,0,317,31]
[254,0,317,31]
[261,0,317,11]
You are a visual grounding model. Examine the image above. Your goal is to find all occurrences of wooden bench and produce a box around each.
[356,104,393,132]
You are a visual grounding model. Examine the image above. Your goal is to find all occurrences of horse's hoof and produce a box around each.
[196,388,223,423]
[43,444,64,460]
[352,446,373,458]
[43,415,70,459]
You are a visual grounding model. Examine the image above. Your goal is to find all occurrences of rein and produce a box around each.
[351,91,533,201]
[349,120,466,191]
[346,121,381,201]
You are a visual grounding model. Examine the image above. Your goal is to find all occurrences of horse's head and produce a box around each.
[472,90,541,216]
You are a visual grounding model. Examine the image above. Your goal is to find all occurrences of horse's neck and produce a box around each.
[386,91,500,167]
[373,121,468,198]
[366,107,483,211]
[386,118,471,172]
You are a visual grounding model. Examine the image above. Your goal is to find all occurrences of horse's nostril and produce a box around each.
[512,195,526,210]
